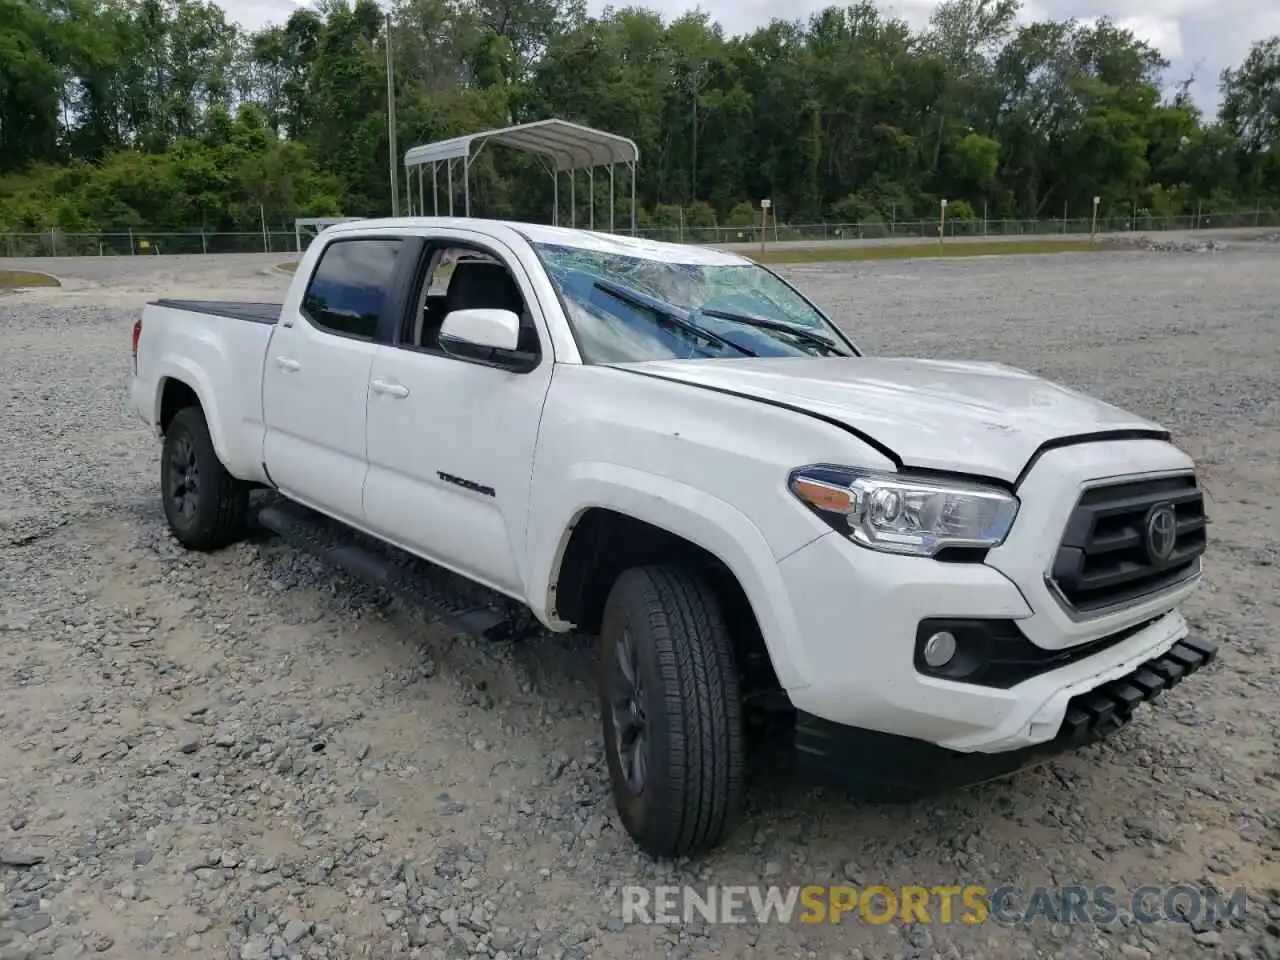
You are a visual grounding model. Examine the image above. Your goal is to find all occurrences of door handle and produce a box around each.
[276,356,300,372]
[371,378,409,398]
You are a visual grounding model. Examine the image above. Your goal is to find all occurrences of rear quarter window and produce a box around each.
[301,238,403,339]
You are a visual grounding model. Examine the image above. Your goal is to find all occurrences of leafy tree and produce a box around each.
[0,0,1276,234]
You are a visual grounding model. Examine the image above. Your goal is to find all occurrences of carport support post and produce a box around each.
[588,169,595,230]
[608,164,615,233]
[1091,196,1099,243]
[939,199,947,244]
[629,162,636,236]
[570,171,576,228]
[553,171,559,226]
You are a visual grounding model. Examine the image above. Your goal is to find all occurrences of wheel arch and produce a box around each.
[549,504,792,698]
[153,369,231,468]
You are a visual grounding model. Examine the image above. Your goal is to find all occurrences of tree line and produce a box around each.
[1,0,1278,238]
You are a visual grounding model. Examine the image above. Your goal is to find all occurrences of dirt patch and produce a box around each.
[0,268,60,290]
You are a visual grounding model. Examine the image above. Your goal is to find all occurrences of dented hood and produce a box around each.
[617,356,1167,483]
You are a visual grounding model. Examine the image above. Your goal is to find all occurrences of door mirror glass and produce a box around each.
[439,308,521,353]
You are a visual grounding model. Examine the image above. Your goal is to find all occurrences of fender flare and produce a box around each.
[152,359,231,468]
[527,462,814,691]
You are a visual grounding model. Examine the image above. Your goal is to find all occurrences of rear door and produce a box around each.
[261,235,417,524]
[362,234,555,599]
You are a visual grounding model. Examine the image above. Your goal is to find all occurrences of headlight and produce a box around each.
[788,465,1019,557]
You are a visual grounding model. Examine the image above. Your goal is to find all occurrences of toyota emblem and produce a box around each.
[1144,503,1178,564]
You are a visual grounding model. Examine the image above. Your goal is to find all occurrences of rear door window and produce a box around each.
[301,238,404,340]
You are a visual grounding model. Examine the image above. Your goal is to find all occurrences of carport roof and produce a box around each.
[403,118,639,173]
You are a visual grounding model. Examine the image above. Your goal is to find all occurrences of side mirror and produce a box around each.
[439,308,520,352]
[438,307,538,372]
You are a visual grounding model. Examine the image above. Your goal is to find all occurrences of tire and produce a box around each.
[598,565,746,858]
[160,405,250,551]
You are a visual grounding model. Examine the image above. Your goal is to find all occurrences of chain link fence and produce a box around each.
[633,208,1280,245]
[0,229,301,258]
[3,209,1277,257]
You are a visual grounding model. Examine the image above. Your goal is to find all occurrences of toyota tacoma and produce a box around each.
[129,217,1215,858]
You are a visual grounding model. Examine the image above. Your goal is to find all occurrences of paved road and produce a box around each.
[3,226,1276,284]
[716,225,1278,252]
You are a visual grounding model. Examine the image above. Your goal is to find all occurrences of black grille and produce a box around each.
[1049,473,1206,613]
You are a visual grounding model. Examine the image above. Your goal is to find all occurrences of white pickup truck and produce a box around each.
[130,217,1215,858]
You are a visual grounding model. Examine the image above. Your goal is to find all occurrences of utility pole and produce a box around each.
[689,60,702,204]
[385,10,399,216]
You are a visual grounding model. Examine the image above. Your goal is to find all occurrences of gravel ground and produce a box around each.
[1,244,1278,960]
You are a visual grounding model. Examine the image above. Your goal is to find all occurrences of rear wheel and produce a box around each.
[598,565,746,858]
[160,406,250,551]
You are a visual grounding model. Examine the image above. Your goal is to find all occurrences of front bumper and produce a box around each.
[771,437,1209,755]
[777,530,1199,752]
[793,632,1216,796]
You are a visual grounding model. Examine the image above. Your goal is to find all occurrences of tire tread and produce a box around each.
[603,564,745,857]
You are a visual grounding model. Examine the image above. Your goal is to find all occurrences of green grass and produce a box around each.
[0,269,60,289]
[745,238,1108,264]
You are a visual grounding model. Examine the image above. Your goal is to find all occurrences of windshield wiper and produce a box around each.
[699,308,845,354]
[591,279,756,357]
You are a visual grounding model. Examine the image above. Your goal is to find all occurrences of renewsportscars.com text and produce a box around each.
[620,884,1249,926]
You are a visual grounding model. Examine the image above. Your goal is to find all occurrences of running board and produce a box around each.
[253,498,537,642]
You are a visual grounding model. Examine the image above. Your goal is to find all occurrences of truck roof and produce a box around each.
[323,216,753,267]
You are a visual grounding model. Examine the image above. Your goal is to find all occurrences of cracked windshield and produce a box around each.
[533,242,855,363]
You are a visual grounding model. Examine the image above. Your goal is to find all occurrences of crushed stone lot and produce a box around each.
[1,245,1279,960]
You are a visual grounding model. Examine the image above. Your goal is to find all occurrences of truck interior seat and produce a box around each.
[422,261,540,354]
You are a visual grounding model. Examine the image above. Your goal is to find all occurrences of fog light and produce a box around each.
[922,631,957,668]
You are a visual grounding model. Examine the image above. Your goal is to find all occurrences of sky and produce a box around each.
[217,0,1279,114]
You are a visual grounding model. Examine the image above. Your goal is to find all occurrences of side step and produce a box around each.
[253,498,537,642]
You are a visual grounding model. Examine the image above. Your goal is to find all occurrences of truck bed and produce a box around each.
[150,299,281,325]
[133,298,280,485]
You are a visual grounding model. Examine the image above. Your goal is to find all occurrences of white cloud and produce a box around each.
[1118,17,1184,60]
[225,0,298,31]
[216,0,1278,111]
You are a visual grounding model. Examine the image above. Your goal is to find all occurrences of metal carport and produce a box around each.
[402,118,639,235]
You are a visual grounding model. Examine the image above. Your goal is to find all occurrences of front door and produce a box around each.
[362,238,555,599]
[261,236,407,523]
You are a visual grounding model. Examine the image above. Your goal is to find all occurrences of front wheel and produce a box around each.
[160,405,250,551]
[598,565,746,858]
